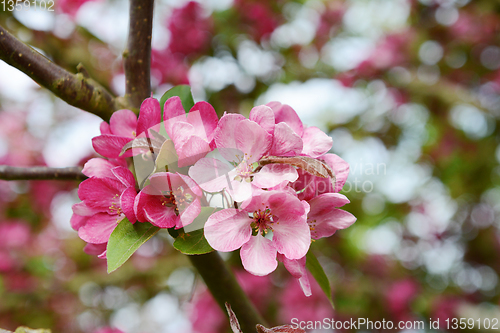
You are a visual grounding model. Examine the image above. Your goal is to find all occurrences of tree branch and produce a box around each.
[0,25,125,122]
[0,166,87,181]
[189,252,267,333]
[123,0,154,109]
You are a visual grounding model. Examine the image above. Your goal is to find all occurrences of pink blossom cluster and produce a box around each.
[71,95,356,295]
[149,2,213,87]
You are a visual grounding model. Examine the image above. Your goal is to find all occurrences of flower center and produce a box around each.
[250,208,274,236]
[233,159,254,183]
[109,193,123,216]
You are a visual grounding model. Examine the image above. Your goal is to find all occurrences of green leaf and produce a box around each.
[173,229,214,255]
[160,85,195,113]
[106,218,160,273]
[306,250,334,309]
[173,207,217,254]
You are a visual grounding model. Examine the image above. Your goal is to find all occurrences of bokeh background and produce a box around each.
[1,0,500,332]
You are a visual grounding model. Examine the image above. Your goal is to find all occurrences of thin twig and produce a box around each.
[0,25,125,121]
[123,0,154,108]
[0,166,87,181]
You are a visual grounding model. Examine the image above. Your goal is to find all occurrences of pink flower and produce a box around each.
[163,96,219,167]
[134,172,202,229]
[266,102,333,158]
[92,98,161,159]
[291,153,350,201]
[386,279,420,319]
[189,108,298,202]
[167,1,213,57]
[0,221,30,249]
[234,0,280,41]
[57,0,99,17]
[72,165,137,251]
[204,189,310,276]
[307,193,356,240]
[151,49,190,86]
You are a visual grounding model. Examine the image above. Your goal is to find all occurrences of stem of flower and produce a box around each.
[188,251,268,332]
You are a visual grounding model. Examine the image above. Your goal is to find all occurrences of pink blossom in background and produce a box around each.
[0,112,42,167]
[315,2,345,48]
[234,0,280,41]
[167,1,213,57]
[189,288,227,333]
[431,296,461,329]
[353,31,413,80]
[0,221,30,248]
[0,251,15,272]
[450,11,499,45]
[385,279,420,321]
[279,273,334,323]
[151,49,190,86]
[57,0,100,17]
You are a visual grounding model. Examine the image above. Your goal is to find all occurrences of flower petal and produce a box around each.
[187,101,218,142]
[226,177,254,202]
[143,199,178,229]
[267,102,304,137]
[213,113,246,154]
[177,135,212,167]
[137,97,161,136]
[111,166,136,188]
[188,157,234,193]
[84,243,107,257]
[270,122,303,156]
[178,199,201,229]
[82,158,117,178]
[92,134,133,158]
[240,235,278,276]
[70,213,89,231]
[272,217,310,260]
[301,126,332,158]
[163,96,187,138]
[308,193,356,239]
[278,254,311,297]
[100,121,111,135]
[72,201,100,217]
[78,213,121,244]
[234,119,272,163]
[249,105,275,134]
[322,154,350,192]
[109,109,137,138]
[252,164,298,189]
[204,208,252,252]
[120,187,137,222]
[78,177,125,212]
